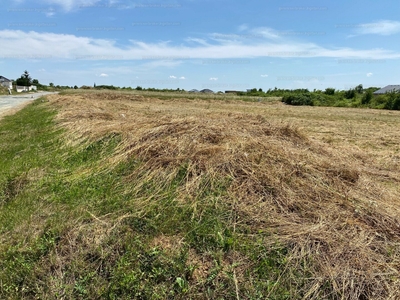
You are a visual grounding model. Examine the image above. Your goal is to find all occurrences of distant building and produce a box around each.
[200,89,214,94]
[189,89,199,93]
[16,85,37,93]
[373,85,400,95]
[0,76,13,89]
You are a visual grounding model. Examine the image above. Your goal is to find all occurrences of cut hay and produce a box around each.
[47,91,400,299]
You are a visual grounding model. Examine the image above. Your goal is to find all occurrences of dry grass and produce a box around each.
[46,90,400,299]
[0,86,8,96]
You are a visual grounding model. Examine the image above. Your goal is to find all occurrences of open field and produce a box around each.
[60,88,280,102]
[1,90,399,299]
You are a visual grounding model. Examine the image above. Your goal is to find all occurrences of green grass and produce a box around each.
[0,99,306,299]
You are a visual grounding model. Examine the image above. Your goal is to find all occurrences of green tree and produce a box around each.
[16,70,32,86]
[344,89,356,99]
[324,88,335,95]
[355,84,363,94]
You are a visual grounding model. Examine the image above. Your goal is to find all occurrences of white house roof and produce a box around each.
[373,85,400,95]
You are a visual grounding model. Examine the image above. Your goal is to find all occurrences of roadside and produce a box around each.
[0,91,57,120]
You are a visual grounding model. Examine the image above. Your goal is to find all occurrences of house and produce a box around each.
[200,89,214,94]
[373,85,400,96]
[0,76,13,89]
[16,85,37,93]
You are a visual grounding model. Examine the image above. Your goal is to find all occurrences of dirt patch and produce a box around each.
[0,100,33,121]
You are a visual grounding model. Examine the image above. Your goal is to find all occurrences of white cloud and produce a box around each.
[140,60,182,69]
[179,76,186,80]
[186,38,209,46]
[1,29,400,63]
[250,27,281,39]
[99,73,109,77]
[15,0,131,12]
[169,75,177,79]
[261,74,268,77]
[366,72,373,77]
[209,77,218,81]
[42,0,101,11]
[356,20,400,36]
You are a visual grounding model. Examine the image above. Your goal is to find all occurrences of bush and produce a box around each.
[362,90,373,105]
[344,89,356,99]
[370,95,387,109]
[267,87,399,111]
[95,85,118,90]
[311,93,329,106]
[324,88,335,95]
[384,91,400,110]
[282,93,313,106]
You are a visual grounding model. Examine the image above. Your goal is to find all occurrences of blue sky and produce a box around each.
[1,0,400,91]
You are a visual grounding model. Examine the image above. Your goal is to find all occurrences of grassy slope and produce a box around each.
[0,86,9,95]
[0,92,399,299]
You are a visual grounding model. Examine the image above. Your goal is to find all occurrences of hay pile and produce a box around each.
[49,91,400,299]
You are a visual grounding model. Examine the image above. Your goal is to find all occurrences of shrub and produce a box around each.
[370,95,387,109]
[282,93,313,106]
[95,85,118,90]
[324,88,335,95]
[344,89,356,99]
[384,91,400,110]
[362,90,373,105]
[311,93,330,106]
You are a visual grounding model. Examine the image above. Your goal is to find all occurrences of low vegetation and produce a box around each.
[281,85,400,110]
[1,91,399,299]
[0,85,8,95]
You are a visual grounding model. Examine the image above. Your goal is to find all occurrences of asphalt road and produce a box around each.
[0,92,57,114]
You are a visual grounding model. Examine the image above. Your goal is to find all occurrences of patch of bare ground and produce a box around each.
[0,100,34,121]
[47,91,400,299]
